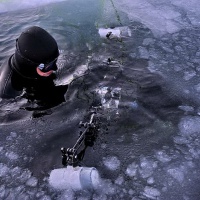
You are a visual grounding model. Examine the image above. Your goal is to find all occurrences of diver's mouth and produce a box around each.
[36,67,54,77]
[36,59,58,77]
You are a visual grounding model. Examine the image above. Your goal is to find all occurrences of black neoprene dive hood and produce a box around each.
[0,26,62,99]
[12,26,59,79]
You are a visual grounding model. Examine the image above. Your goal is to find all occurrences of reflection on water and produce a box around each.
[0,0,200,199]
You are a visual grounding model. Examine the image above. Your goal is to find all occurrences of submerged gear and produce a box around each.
[61,107,103,167]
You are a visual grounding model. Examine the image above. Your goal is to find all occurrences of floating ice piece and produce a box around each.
[55,64,88,86]
[173,136,190,151]
[0,98,27,113]
[96,87,121,111]
[10,132,17,138]
[6,132,18,141]
[183,70,196,81]
[178,105,194,112]
[167,168,184,183]
[142,38,155,46]
[143,186,161,200]
[49,166,100,191]
[147,177,154,185]
[98,26,131,39]
[139,157,157,179]
[36,191,46,198]
[39,195,51,200]
[138,46,149,59]
[155,150,171,163]
[26,177,38,187]
[103,156,120,170]
[131,197,139,200]
[129,101,139,109]
[0,163,9,177]
[5,151,19,160]
[56,55,92,86]
[126,162,138,177]
[115,175,124,185]
[99,179,117,195]
[0,102,18,112]
[0,185,5,199]
[18,169,32,183]
[194,83,200,93]
[57,189,74,200]
[178,116,200,136]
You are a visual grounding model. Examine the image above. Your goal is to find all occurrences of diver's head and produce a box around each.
[12,26,59,79]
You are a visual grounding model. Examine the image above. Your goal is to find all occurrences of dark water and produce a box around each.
[1,0,200,199]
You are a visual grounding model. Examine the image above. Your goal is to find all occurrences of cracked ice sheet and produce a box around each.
[114,0,185,36]
[171,0,200,13]
[0,0,65,13]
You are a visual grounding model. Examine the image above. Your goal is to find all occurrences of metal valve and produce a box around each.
[61,106,104,167]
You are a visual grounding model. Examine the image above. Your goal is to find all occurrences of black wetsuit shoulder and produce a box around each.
[0,56,23,99]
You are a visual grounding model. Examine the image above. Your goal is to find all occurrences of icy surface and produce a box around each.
[5,151,19,160]
[143,186,161,200]
[0,0,200,199]
[0,163,9,177]
[139,157,157,179]
[115,0,182,36]
[114,175,124,185]
[155,150,171,163]
[26,177,38,187]
[178,105,194,113]
[147,177,155,185]
[0,0,65,13]
[178,116,200,136]
[126,162,138,177]
[167,168,184,183]
[115,0,200,36]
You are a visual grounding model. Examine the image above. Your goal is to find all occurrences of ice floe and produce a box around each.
[103,156,120,171]
[167,168,184,183]
[126,162,138,177]
[178,116,200,136]
[139,157,157,179]
[143,186,161,200]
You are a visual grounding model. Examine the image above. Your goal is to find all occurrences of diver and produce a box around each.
[0,26,68,110]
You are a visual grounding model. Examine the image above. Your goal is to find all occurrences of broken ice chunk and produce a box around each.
[143,186,161,200]
[103,156,120,170]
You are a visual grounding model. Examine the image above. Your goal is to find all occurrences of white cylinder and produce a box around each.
[98,26,131,39]
[49,166,100,191]
[98,28,120,39]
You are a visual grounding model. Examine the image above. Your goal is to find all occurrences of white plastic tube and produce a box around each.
[49,166,100,191]
[98,28,121,39]
[98,26,131,39]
